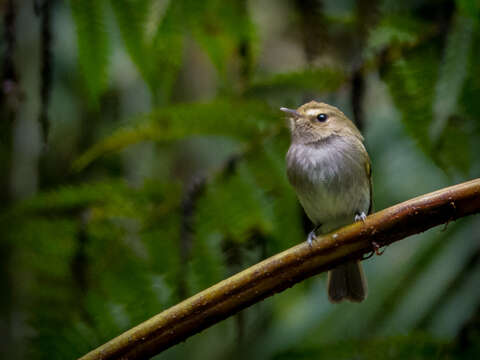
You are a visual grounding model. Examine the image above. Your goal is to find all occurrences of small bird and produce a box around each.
[281,101,371,303]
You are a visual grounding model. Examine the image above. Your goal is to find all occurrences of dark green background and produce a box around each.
[1,0,480,359]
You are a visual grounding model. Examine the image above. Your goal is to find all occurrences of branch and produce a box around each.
[79,178,480,360]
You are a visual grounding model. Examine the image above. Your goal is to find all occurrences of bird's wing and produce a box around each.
[365,159,373,215]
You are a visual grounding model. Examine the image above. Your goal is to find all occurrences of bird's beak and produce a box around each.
[280,107,301,118]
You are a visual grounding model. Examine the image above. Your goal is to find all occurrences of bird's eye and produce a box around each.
[316,113,328,122]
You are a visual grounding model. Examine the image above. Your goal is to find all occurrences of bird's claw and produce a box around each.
[355,211,367,223]
[307,230,316,247]
[306,225,321,247]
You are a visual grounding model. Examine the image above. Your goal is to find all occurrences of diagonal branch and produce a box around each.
[79,178,480,360]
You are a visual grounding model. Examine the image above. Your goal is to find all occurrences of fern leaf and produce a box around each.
[70,0,110,107]
[433,117,472,175]
[11,180,131,214]
[190,162,274,291]
[459,29,480,124]
[366,15,431,56]
[149,0,186,103]
[431,12,475,141]
[190,0,256,82]
[246,138,305,251]
[384,45,438,157]
[72,99,278,171]
[110,0,153,90]
[247,68,347,96]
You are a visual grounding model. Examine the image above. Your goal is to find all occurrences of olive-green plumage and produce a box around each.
[281,101,372,303]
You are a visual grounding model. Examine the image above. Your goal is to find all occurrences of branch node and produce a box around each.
[441,201,458,232]
[371,241,386,256]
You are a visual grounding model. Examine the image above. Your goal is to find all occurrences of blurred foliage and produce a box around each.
[71,99,279,171]
[70,0,110,107]
[273,334,453,360]
[1,0,480,359]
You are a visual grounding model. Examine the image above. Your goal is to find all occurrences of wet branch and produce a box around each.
[79,178,480,360]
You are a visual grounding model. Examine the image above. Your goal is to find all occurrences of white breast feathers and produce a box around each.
[286,135,370,230]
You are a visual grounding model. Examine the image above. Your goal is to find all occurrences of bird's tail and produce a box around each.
[327,260,367,303]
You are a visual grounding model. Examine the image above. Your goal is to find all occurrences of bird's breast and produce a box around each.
[286,136,370,228]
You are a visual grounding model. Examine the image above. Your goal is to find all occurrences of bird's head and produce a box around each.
[281,101,362,144]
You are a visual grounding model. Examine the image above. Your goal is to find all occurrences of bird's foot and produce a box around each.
[307,230,316,247]
[354,211,367,223]
[307,225,321,247]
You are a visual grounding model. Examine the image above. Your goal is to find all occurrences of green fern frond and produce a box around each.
[10,180,131,214]
[9,218,77,277]
[19,185,182,358]
[141,224,182,304]
[385,28,475,175]
[110,0,186,103]
[190,0,257,82]
[246,138,305,251]
[195,163,273,245]
[1,180,182,235]
[366,15,432,56]
[384,45,438,157]
[459,28,480,125]
[110,0,153,88]
[427,5,477,175]
[187,231,227,294]
[26,218,168,358]
[70,0,110,107]
[247,68,347,96]
[433,118,472,175]
[431,12,475,141]
[189,162,274,291]
[73,99,278,171]
[149,0,186,103]
[87,221,163,323]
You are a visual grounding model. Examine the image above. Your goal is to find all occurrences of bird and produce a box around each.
[281,101,371,303]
